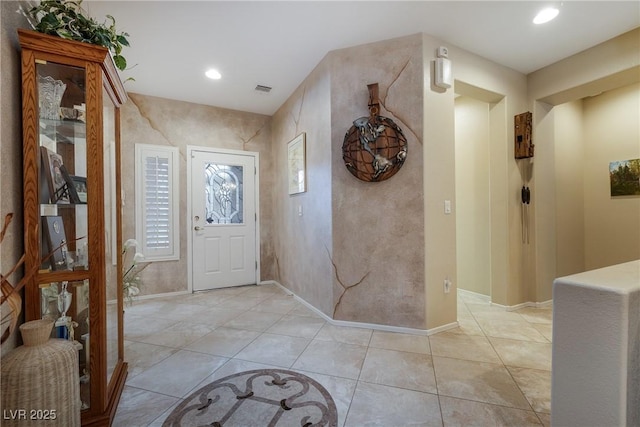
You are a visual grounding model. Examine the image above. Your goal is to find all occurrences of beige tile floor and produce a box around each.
[113,284,552,426]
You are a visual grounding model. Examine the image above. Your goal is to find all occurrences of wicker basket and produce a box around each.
[20,319,55,346]
[1,319,81,426]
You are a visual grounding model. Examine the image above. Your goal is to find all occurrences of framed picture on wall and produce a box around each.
[288,132,306,195]
[609,159,640,197]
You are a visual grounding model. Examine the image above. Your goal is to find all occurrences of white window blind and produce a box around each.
[135,144,179,261]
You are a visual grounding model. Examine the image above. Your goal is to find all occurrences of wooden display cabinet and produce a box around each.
[19,29,127,426]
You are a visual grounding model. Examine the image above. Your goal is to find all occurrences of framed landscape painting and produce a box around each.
[609,159,640,196]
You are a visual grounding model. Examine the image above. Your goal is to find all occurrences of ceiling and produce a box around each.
[85,1,640,116]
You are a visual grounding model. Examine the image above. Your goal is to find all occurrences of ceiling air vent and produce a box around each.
[255,85,272,93]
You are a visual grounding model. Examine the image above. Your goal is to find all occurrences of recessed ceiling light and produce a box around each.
[205,68,222,80]
[533,7,559,24]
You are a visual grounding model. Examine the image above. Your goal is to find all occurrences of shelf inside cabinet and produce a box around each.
[39,118,86,143]
[38,269,90,282]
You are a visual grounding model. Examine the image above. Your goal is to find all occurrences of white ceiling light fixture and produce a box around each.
[205,68,222,80]
[533,7,559,24]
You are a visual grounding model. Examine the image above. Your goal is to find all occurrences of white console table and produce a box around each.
[552,260,639,426]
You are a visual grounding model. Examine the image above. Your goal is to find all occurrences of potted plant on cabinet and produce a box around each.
[23,0,131,71]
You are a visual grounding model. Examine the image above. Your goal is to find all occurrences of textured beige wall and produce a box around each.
[487,98,509,305]
[554,100,586,277]
[120,94,274,295]
[270,60,334,316]
[583,83,640,269]
[532,100,557,302]
[422,35,456,327]
[1,1,30,355]
[330,34,425,328]
[455,96,491,296]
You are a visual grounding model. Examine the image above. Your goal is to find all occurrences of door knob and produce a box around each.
[194,226,204,231]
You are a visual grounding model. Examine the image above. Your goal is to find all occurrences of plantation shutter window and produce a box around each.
[135,144,179,261]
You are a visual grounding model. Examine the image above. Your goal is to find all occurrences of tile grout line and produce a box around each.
[286,310,327,370]
[429,333,446,425]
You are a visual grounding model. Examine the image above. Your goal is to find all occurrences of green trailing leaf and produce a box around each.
[117,34,129,47]
[28,0,131,72]
[96,32,110,48]
[56,29,73,39]
[113,55,126,70]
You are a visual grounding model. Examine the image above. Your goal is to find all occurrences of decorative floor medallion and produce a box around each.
[163,369,338,427]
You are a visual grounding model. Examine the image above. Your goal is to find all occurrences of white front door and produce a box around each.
[190,149,257,291]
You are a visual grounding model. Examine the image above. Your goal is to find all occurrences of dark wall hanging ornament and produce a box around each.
[514,111,533,159]
[342,83,408,182]
[515,111,534,244]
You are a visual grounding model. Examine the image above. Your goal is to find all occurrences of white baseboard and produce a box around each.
[535,299,553,308]
[457,287,552,311]
[492,299,553,311]
[497,301,531,312]
[119,285,274,307]
[458,288,490,302]
[270,281,458,336]
[259,280,285,289]
[426,321,460,335]
[118,290,191,307]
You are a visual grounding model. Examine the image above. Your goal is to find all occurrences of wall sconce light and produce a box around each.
[435,46,452,90]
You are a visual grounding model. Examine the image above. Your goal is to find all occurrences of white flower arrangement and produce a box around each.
[122,239,150,305]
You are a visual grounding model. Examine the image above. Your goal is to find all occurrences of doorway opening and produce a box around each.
[454,81,506,301]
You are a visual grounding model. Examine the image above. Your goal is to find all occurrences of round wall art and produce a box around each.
[342,83,407,182]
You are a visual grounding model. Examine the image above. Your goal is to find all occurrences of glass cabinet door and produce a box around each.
[102,82,121,387]
[36,60,91,408]
[37,61,89,270]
